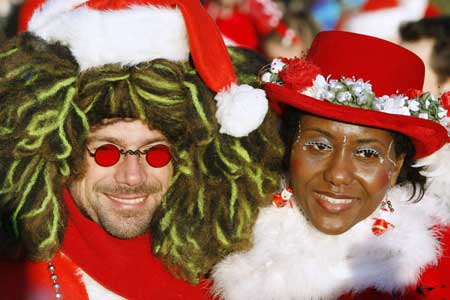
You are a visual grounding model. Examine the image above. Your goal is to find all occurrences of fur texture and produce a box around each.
[215,84,269,137]
[28,0,189,70]
[212,181,450,300]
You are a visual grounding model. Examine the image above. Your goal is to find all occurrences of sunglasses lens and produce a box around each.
[94,144,121,167]
[146,145,171,168]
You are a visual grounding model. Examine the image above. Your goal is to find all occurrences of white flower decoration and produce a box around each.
[408,100,420,112]
[270,58,285,73]
[337,91,352,103]
[419,113,429,119]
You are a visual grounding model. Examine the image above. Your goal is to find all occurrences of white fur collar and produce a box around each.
[212,184,450,300]
[28,0,189,71]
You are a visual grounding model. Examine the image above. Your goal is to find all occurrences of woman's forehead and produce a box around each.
[299,114,393,142]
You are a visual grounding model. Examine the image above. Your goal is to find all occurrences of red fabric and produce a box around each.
[264,31,448,159]
[61,189,211,300]
[206,0,287,51]
[0,252,89,300]
[213,7,259,50]
[425,4,441,17]
[339,226,450,300]
[361,0,399,11]
[0,190,211,300]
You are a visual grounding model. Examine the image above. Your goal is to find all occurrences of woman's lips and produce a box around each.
[313,191,356,213]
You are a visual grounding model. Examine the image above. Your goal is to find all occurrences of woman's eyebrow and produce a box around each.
[355,138,387,147]
[302,128,333,138]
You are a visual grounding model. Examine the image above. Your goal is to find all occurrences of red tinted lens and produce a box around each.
[94,144,121,167]
[146,145,171,168]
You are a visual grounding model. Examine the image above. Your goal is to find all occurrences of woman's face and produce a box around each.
[290,115,405,235]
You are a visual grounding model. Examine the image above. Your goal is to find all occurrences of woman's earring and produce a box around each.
[273,188,294,208]
[371,198,395,236]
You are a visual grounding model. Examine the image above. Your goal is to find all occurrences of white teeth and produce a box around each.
[109,196,145,204]
[317,194,353,204]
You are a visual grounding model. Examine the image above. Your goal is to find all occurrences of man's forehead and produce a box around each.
[87,119,167,146]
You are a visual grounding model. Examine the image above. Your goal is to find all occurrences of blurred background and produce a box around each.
[1,0,449,95]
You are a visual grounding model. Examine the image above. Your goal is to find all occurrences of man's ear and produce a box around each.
[389,153,406,187]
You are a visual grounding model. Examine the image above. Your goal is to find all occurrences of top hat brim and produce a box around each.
[265,82,448,159]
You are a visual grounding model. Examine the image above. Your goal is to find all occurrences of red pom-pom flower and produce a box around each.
[441,91,450,117]
[405,88,423,99]
[278,58,321,92]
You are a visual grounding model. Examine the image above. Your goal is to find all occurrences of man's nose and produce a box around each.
[114,154,146,186]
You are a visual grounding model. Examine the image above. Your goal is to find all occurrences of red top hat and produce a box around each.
[18,0,269,138]
[262,31,449,159]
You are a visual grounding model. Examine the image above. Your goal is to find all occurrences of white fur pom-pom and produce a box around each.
[215,84,269,137]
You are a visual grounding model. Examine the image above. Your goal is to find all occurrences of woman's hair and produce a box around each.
[280,106,427,201]
[0,33,283,282]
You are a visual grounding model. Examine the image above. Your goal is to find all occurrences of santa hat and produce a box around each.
[342,0,428,40]
[18,0,269,137]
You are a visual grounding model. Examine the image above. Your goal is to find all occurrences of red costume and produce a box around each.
[212,31,450,300]
[0,191,211,300]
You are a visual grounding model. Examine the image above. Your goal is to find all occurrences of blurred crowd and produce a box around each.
[1,0,449,96]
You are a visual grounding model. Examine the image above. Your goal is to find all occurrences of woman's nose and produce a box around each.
[323,150,354,187]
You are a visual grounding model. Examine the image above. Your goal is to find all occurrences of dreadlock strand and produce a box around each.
[227,179,238,220]
[36,77,77,101]
[0,160,20,195]
[0,47,18,59]
[11,158,45,237]
[126,80,146,120]
[231,140,252,163]
[183,81,212,130]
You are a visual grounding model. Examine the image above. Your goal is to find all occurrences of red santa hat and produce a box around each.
[18,0,269,137]
[342,0,429,40]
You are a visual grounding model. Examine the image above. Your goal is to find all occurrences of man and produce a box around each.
[399,16,450,97]
[0,0,282,299]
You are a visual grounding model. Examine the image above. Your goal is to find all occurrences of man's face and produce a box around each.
[69,119,173,239]
[290,115,404,235]
[401,38,440,96]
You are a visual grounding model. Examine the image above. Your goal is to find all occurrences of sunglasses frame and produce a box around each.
[86,143,172,168]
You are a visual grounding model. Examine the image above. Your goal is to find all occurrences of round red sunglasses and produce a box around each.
[87,144,172,168]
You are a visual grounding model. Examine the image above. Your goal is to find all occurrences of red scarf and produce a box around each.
[61,190,210,300]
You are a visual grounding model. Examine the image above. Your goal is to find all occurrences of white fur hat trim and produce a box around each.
[28,0,189,71]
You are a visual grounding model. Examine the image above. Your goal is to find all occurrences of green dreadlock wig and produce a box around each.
[0,33,283,282]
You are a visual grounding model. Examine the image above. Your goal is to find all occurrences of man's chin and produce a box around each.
[99,217,151,239]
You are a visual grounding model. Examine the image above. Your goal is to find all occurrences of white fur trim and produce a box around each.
[415,144,450,218]
[28,0,189,70]
[215,84,269,137]
[343,0,428,40]
[78,268,126,300]
[212,184,449,300]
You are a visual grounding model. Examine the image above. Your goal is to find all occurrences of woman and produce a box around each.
[212,31,450,299]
